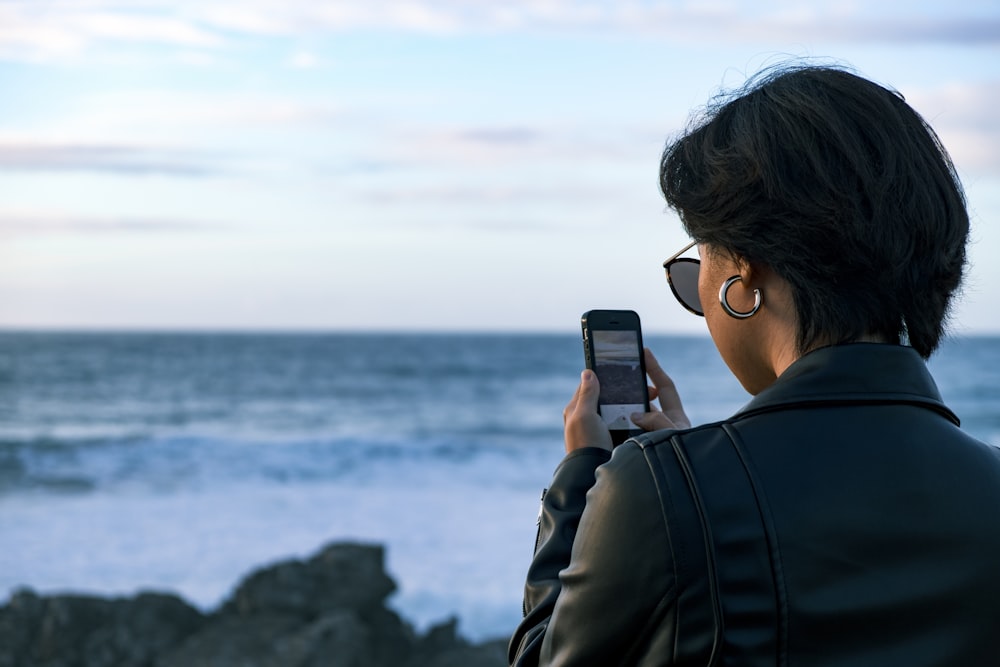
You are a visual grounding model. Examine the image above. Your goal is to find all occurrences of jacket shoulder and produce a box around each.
[628,420,734,451]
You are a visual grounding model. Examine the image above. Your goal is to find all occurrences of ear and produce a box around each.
[732,254,755,283]
[738,258,773,290]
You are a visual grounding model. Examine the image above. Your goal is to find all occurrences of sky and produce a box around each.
[1,0,999,334]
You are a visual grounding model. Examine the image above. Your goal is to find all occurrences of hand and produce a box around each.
[630,348,691,431]
[563,369,614,453]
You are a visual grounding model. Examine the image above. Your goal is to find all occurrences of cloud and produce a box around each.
[195,1,1000,45]
[0,211,225,236]
[359,183,624,205]
[458,128,541,145]
[32,90,345,138]
[1,1,997,63]
[0,1,223,62]
[369,123,652,169]
[0,142,223,176]
[905,81,1000,175]
[766,18,999,46]
[287,51,322,69]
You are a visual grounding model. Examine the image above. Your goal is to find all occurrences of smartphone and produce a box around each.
[581,310,651,446]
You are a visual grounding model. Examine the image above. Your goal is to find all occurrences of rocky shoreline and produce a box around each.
[0,541,509,667]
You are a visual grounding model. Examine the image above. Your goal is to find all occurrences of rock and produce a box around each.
[0,588,205,667]
[223,542,397,619]
[404,617,509,667]
[162,602,415,667]
[0,541,508,667]
[417,639,509,667]
[157,612,315,667]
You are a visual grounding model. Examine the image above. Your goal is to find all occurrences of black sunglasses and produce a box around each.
[663,240,703,316]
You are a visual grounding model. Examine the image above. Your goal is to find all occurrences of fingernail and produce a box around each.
[581,370,593,382]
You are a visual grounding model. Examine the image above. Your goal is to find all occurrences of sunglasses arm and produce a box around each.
[663,240,698,268]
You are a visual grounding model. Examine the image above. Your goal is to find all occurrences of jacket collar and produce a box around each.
[734,343,959,425]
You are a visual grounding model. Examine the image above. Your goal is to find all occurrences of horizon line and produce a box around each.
[0,325,708,337]
[0,326,998,339]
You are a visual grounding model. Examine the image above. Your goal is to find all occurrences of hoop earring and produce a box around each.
[719,275,762,319]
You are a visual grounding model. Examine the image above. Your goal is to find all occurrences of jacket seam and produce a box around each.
[671,436,724,666]
[722,422,790,667]
[619,587,679,666]
[642,439,684,664]
[734,396,959,425]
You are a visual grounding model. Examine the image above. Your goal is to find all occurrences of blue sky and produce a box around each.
[1,1,999,333]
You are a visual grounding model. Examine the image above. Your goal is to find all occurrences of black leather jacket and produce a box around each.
[509,344,1000,666]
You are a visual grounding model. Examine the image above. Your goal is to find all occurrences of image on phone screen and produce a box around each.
[591,330,646,430]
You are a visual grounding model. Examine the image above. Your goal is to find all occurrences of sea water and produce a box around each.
[1,332,998,640]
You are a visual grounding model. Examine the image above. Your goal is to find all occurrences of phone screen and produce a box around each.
[591,329,647,431]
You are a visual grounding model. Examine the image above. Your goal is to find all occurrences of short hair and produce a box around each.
[660,64,969,358]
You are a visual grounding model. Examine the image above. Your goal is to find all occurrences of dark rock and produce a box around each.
[404,617,508,667]
[223,542,396,619]
[0,588,204,667]
[416,639,509,667]
[157,612,312,667]
[0,541,509,667]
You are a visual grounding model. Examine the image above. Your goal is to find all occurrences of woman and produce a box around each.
[508,65,1000,666]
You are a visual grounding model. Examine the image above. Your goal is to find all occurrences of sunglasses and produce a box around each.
[663,240,704,316]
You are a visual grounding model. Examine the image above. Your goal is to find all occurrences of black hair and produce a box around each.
[660,64,969,358]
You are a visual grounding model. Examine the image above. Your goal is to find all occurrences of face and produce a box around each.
[697,245,777,395]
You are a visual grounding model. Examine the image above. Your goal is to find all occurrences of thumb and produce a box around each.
[630,409,677,432]
[564,369,612,452]
[578,369,601,409]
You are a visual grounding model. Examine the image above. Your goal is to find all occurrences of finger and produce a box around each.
[630,409,677,431]
[576,369,601,412]
[563,376,585,424]
[643,348,693,429]
[564,370,613,452]
[644,348,684,414]
[564,370,600,421]
[644,348,677,392]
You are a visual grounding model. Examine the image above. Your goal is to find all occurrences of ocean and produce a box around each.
[1,332,998,641]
